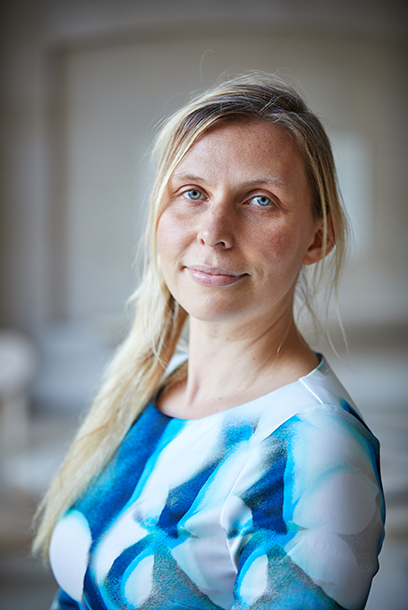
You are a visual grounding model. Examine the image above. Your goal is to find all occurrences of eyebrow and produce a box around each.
[170,172,287,188]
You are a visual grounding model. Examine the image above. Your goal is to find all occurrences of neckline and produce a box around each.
[152,353,326,422]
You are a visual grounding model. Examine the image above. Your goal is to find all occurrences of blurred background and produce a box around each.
[0,0,407,608]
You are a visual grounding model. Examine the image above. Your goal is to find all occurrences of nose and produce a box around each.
[197,203,234,249]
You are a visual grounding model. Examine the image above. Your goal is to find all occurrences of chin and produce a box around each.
[180,296,258,325]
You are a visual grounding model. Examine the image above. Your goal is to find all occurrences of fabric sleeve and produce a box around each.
[222,405,385,610]
[49,589,85,610]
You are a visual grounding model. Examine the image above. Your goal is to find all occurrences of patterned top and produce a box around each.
[49,357,385,610]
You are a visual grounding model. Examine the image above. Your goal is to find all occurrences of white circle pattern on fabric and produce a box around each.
[239,554,268,604]
[293,469,377,534]
[49,511,92,602]
[123,554,155,607]
[286,528,366,610]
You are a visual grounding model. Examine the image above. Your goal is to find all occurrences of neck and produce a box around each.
[160,304,318,419]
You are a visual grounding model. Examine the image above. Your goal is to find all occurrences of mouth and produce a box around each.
[186,265,247,287]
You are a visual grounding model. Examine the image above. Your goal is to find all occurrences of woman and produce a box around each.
[34,73,385,610]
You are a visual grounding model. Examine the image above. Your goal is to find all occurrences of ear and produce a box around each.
[302,214,336,266]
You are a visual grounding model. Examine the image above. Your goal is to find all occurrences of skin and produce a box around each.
[156,120,330,419]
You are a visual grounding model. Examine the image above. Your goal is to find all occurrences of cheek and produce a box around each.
[156,216,169,261]
[156,218,177,297]
[257,224,301,261]
[256,224,311,282]
[156,212,179,264]
[156,210,192,288]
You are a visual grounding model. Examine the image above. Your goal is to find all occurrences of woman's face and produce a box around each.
[157,120,324,326]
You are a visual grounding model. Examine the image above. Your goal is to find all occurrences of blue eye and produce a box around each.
[184,189,203,200]
[249,195,273,207]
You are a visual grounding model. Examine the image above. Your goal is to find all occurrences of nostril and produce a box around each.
[197,215,233,249]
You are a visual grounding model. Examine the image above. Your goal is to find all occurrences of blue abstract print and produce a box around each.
[49,358,385,610]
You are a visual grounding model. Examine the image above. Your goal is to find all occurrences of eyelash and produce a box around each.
[181,189,274,207]
[248,195,273,207]
[182,189,204,201]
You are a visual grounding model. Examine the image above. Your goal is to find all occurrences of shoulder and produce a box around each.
[242,356,383,499]
[252,356,366,441]
[223,358,385,545]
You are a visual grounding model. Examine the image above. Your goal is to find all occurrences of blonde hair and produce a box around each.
[33,72,347,559]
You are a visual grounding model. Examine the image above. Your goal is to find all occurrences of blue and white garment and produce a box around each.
[49,357,385,610]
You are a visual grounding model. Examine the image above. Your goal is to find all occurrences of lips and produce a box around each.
[186,264,246,287]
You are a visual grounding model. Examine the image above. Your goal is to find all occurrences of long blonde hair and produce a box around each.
[33,72,347,559]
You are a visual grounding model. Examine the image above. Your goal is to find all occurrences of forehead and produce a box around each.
[171,120,307,186]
